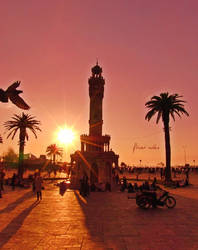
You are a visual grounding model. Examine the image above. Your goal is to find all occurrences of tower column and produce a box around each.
[88,63,105,136]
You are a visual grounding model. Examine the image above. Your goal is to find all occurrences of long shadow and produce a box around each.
[74,190,198,249]
[73,191,120,248]
[0,191,34,214]
[0,201,39,248]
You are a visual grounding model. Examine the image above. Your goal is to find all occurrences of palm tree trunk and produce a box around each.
[18,129,25,179]
[53,154,56,164]
[164,122,172,182]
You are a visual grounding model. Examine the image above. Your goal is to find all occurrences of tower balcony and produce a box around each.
[80,134,110,152]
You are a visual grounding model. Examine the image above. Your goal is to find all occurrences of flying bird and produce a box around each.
[0,81,30,110]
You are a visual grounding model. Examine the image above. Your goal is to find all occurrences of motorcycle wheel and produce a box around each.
[165,196,176,208]
[136,196,151,209]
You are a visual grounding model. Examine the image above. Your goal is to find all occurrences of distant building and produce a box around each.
[23,153,48,170]
[71,63,119,187]
[23,153,37,160]
[39,155,47,160]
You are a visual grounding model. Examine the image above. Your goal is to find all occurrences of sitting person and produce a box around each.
[105,182,111,192]
[143,181,150,191]
[95,182,105,192]
[128,183,134,193]
[151,177,157,190]
[90,183,96,192]
[177,179,188,187]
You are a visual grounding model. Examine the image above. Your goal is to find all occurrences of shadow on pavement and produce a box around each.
[73,190,128,249]
[0,201,39,248]
[0,191,34,214]
[74,190,198,249]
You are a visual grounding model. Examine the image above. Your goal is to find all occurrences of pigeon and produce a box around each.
[0,81,30,110]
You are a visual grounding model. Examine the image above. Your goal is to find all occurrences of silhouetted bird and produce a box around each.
[0,81,30,110]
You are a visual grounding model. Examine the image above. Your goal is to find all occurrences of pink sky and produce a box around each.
[0,0,197,166]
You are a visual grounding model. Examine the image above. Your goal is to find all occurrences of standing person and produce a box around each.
[123,176,127,189]
[54,169,57,177]
[185,165,190,185]
[160,168,163,180]
[35,174,43,201]
[11,173,17,190]
[84,176,90,196]
[0,176,2,198]
[0,169,5,191]
[115,173,119,184]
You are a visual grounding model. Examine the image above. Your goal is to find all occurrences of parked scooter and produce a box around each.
[136,188,176,209]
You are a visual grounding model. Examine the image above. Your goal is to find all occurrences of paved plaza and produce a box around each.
[0,174,198,250]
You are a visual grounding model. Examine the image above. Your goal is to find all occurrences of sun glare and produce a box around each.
[57,127,76,145]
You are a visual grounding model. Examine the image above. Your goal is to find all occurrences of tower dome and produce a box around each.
[91,62,102,76]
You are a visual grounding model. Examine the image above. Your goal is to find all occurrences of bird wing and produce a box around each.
[0,89,8,102]
[9,94,30,110]
[6,81,21,92]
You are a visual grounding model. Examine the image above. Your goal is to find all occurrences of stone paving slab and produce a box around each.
[0,177,198,250]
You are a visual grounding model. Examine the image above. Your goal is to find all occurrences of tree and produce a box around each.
[145,93,189,183]
[46,144,63,164]
[4,113,41,178]
[3,147,18,164]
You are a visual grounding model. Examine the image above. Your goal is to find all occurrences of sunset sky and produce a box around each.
[0,0,197,166]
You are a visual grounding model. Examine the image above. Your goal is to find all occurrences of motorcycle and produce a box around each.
[136,188,176,209]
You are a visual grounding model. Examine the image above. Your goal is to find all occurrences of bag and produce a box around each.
[59,181,67,196]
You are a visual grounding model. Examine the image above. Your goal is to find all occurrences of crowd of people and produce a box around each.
[117,164,196,178]
[0,163,196,201]
[120,176,158,193]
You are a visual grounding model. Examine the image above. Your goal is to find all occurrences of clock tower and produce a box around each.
[70,63,119,187]
[89,62,104,136]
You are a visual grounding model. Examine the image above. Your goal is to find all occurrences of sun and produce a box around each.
[57,127,76,145]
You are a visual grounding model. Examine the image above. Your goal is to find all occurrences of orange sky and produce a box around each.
[0,0,197,166]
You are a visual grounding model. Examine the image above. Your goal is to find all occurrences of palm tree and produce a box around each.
[0,134,3,143]
[4,113,41,178]
[46,144,63,164]
[145,93,189,183]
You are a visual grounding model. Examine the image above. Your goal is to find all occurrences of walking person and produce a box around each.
[35,174,43,201]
